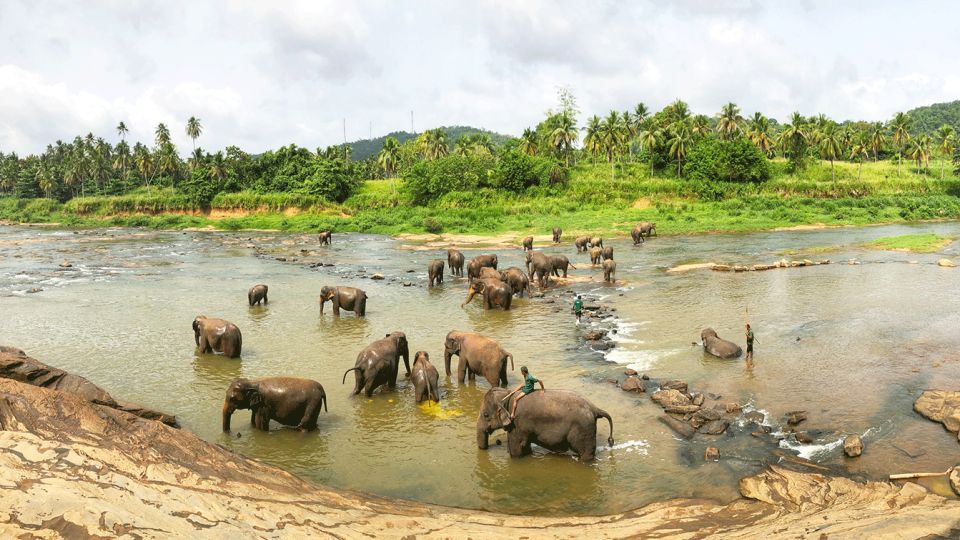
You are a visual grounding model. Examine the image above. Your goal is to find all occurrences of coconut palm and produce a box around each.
[133,144,154,185]
[907,134,931,174]
[377,137,401,176]
[936,125,956,179]
[668,121,691,177]
[116,122,128,142]
[419,129,448,160]
[453,136,472,157]
[207,152,227,184]
[599,111,624,179]
[112,140,130,181]
[691,115,710,138]
[817,122,842,181]
[632,103,649,129]
[777,112,808,167]
[868,122,885,161]
[638,126,660,177]
[471,134,495,157]
[551,112,578,166]
[747,113,776,157]
[155,123,171,147]
[667,99,691,124]
[849,136,870,181]
[582,115,602,163]
[190,148,204,170]
[889,112,911,177]
[186,116,202,152]
[716,102,744,140]
[519,128,538,156]
[36,163,54,197]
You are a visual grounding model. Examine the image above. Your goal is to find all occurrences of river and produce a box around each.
[1,223,958,515]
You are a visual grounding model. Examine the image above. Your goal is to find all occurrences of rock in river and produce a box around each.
[658,415,696,439]
[651,389,692,408]
[938,258,956,268]
[844,435,864,457]
[583,329,607,341]
[620,377,644,393]
[914,390,960,436]
[785,411,808,426]
[698,419,730,435]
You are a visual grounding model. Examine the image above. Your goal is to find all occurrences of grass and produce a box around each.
[2,159,959,236]
[863,234,954,253]
[777,245,843,256]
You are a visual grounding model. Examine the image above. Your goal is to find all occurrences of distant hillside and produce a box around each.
[907,100,960,134]
[348,126,514,161]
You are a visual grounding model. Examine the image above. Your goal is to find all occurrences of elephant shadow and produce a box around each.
[192,354,243,388]
[247,305,270,322]
[316,314,370,340]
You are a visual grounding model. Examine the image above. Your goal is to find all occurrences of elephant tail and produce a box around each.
[506,352,514,371]
[342,367,360,384]
[596,408,614,447]
[322,393,328,412]
[568,262,577,269]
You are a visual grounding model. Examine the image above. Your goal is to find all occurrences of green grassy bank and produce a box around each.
[3,160,960,237]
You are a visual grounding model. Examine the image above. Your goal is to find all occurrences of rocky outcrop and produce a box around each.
[914,390,960,441]
[0,378,959,538]
[0,346,178,427]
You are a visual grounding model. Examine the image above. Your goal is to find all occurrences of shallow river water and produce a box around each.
[1,222,959,515]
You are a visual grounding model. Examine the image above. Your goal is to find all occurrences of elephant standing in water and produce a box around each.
[589,236,603,249]
[602,246,614,261]
[476,387,614,461]
[410,351,440,403]
[631,225,646,245]
[447,249,465,277]
[443,330,514,387]
[602,260,616,283]
[637,222,657,239]
[318,231,332,245]
[428,259,444,288]
[478,267,501,280]
[193,316,242,358]
[552,227,562,243]
[525,251,554,288]
[466,254,499,279]
[701,328,743,359]
[499,267,531,297]
[222,377,327,432]
[319,286,367,317]
[575,236,591,252]
[548,254,575,277]
[522,236,534,251]
[462,278,512,310]
[343,332,411,397]
[590,247,602,265]
[248,284,268,306]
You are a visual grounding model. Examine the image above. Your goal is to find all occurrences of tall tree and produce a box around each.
[868,122,885,161]
[582,115,602,164]
[638,127,660,177]
[936,124,956,179]
[691,115,710,138]
[889,112,911,177]
[668,121,691,177]
[747,112,776,157]
[551,112,578,166]
[519,128,538,156]
[907,134,931,174]
[116,121,128,142]
[817,122,842,181]
[377,136,401,176]
[777,112,809,169]
[599,111,624,179]
[186,116,203,152]
[716,102,744,140]
[849,135,870,181]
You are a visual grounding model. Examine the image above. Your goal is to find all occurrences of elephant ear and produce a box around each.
[246,387,263,408]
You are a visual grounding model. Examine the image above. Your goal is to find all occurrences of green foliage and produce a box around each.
[864,233,953,253]
[490,151,563,191]
[907,100,960,135]
[179,167,218,208]
[347,126,511,161]
[686,137,770,185]
[401,155,494,204]
[299,159,359,202]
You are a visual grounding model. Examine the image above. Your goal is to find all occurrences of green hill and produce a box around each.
[906,100,960,134]
[348,126,513,160]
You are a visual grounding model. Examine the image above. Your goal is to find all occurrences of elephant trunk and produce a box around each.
[221,401,234,432]
[462,287,476,307]
[477,425,489,449]
[444,350,453,376]
[319,298,326,314]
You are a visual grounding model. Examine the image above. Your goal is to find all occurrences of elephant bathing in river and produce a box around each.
[552,227,562,243]
[444,330,514,387]
[343,332,411,397]
[701,328,743,359]
[411,351,440,403]
[222,377,327,432]
[428,259,444,288]
[248,284,268,306]
[602,260,617,283]
[318,231,332,245]
[525,251,554,288]
[476,387,614,461]
[522,236,534,251]
[499,266,531,297]
[590,247,602,265]
[462,278,512,310]
[447,249,465,277]
[575,236,591,252]
[319,285,367,317]
[548,254,575,277]
[631,224,646,245]
[602,246,614,261]
[193,316,242,358]
[466,254,499,279]
[589,236,603,249]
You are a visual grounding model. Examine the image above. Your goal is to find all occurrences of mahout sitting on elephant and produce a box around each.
[476,387,614,461]
[602,259,616,283]
[318,231,332,245]
[222,377,327,432]
[548,254,575,277]
[428,259,444,288]
[602,246,614,261]
[248,284,268,306]
[462,277,512,310]
[575,236,591,252]
[193,316,242,358]
[701,328,743,359]
[525,251,554,288]
[552,227,562,243]
[319,285,367,317]
[444,330,514,387]
[590,247,602,265]
[343,332,411,397]
[522,236,534,251]
[499,266,531,297]
[410,351,440,403]
[447,249,465,277]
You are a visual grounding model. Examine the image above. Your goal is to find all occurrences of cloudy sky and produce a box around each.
[1,0,957,154]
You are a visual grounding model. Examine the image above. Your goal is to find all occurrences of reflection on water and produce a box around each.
[1,223,959,515]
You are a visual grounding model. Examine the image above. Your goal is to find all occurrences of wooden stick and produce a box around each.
[889,468,952,480]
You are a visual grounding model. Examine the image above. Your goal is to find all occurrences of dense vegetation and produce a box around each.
[2,90,960,236]
[907,100,960,136]
[348,126,510,161]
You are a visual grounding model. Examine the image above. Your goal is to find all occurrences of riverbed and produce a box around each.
[1,223,958,515]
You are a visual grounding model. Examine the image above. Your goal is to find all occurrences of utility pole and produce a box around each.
[411,110,415,135]
[342,118,349,162]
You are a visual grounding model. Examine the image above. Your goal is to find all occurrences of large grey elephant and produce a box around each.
[342,332,411,396]
[575,236,591,252]
[428,259,444,288]
[443,330,513,387]
[602,260,616,283]
[448,249,465,277]
[637,222,657,239]
[631,224,646,245]
[701,328,743,359]
[476,387,614,461]
[248,284,268,306]
[222,377,327,432]
[499,266,531,297]
[319,285,367,317]
[467,254,498,279]
[410,351,440,403]
[193,316,242,358]
[552,227,562,243]
[524,251,553,288]
[462,278,512,310]
[548,254,575,277]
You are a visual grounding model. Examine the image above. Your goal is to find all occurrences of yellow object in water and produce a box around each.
[418,401,463,419]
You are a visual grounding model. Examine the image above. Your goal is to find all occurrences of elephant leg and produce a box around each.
[255,409,270,431]
[364,378,376,397]
[198,335,209,354]
[457,358,467,384]
[263,294,268,304]
[357,297,366,317]
[498,364,508,387]
[297,400,320,431]
[250,410,256,426]
[508,431,528,457]
[332,299,341,317]
[352,374,363,396]
[563,268,568,278]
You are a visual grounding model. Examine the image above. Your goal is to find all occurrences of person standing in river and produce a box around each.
[573,295,583,324]
[745,323,755,363]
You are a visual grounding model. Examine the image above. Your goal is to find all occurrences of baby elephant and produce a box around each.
[248,284,268,306]
[318,231,332,245]
[193,316,242,358]
[343,332,411,397]
[428,259,444,288]
[602,260,617,283]
[590,246,602,265]
[222,377,327,432]
[411,351,440,403]
[522,236,534,251]
[602,246,614,261]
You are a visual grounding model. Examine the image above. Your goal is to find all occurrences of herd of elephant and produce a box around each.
[199,223,660,462]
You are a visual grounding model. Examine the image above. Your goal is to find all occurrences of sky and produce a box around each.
[1,0,958,155]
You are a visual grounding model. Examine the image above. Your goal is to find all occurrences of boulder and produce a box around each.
[371,273,385,280]
[843,435,863,457]
[620,377,644,393]
[624,368,638,376]
[705,447,720,461]
[744,411,766,424]
[785,411,808,426]
[725,402,743,414]
[658,415,696,439]
[794,431,813,444]
[651,389,692,408]
[914,390,960,435]
[664,404,702,415]
[59,261,73,268]
[950,467,960,496]
[698,420,730,435]
[712,264,732,272]
[583,329,607,341]
[692,393,705,407]
[938,259,956,268]
[660,380,688,393]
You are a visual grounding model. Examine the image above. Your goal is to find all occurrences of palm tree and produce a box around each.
[777,112,808,167]
[155,123,171,147]
[112,140,130,181]
[638,126,660,177]
[716,102,744,140]
[889,112,911,177]
[190,147,204,170]
[186,117,202,152]
[519,128,538,156]
[207,152,227,185]
[377,137,401,176]
[747,113,776,157]
[418,129,448,160]
[134,144,154,185]
[599,111,624,179]
[691,115,710,138]
[453,136,472,157]
[936,125,956,179]
[632,103,649,128]
[551,112,578,166]
[668,122,691,177]
[907,135,931,174]
[849,136,870,181]
[868,122,885,161]
[36,163,53,197]
[116,122,128,142]
[621,110,635,159]
[471,134,495,157]
[667,99,691,124]
[817,122,842,181]
[582,115,602,163]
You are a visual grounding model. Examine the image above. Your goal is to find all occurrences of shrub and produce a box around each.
[401,155,494,204]
[299,160,359,203]
[491,151,564,191]
[179,167,218,208]
[686,137,770,184]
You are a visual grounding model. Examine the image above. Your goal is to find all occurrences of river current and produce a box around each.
[1,223,958,514]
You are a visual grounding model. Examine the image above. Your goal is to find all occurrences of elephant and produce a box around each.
[499,266,531,297]
[522,236,534,251]
[589,236,603,249]
[552,227,562,243]
[193,316,242,358]
[411,351,440,403]
[462,278,512,310]
[590,246,602,265]
[701,328,743,359]
[318,231,332,245]
[443,330,514,387]
[575,236,591,252]
[342,332,411,397]
[479,267,501,280]
[428,259,444,288]
[222,377,327,432]
[602,260,616,283]
[476,387,614,461]
[548,254,576,277]
[467,254,498,279]
[525,251,554,288]
[637,221,657,239]
[319,285,367,317]
[602,246,614,261]
[448,249,465,277]
[248,284,268,306]
[631,224,646,245]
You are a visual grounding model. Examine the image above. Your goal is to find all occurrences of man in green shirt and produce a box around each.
[573,295,583,324]
[745,324,755,362]
[509,366,544,422]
